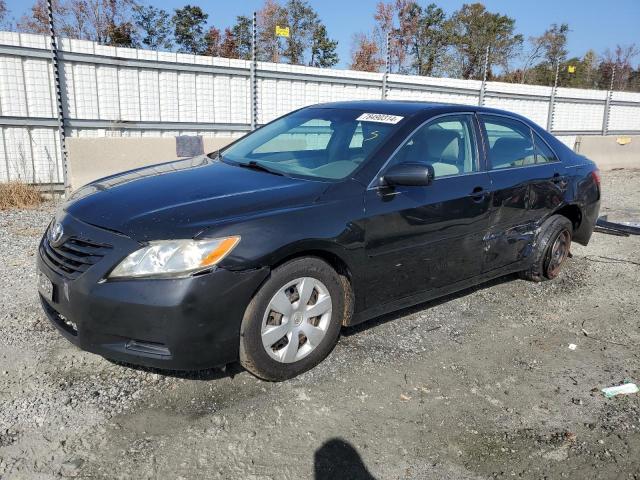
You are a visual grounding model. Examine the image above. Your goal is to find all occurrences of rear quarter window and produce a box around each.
[532,131,559,164]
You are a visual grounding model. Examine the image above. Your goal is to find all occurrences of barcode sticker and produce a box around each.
[356,113,404,124]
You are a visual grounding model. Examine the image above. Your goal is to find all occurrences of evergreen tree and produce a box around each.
[450,3,523,79]
[309,23,338,67]
[231,15,253,60]
[172,5,208,54]
[283,0,318,65]
[133,5,173,50]
[413,3,451,76]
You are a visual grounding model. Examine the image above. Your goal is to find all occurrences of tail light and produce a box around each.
[591,169,601,187]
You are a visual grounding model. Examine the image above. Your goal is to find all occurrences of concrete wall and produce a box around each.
[67,136,234,188]
[575,135,640,170]
[66,133,639,189]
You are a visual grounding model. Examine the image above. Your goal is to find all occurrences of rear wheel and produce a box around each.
[239,257,345,381]
[520,215,573,282]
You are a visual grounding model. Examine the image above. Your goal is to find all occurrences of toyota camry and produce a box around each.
[37,101,601,381]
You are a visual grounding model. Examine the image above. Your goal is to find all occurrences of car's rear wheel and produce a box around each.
[239,257,345,381]
[520,214,573,282]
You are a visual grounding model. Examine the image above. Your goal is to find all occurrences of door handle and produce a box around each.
[468,186,488,202]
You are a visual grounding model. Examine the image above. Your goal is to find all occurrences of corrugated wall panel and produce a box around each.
[72,63,98,119]
[139,69,160,121]
[609,105,640,131]
[483,97,549,127]
[178,72,197,122]
[24,58,54,117]
[96,65,120,120]
[196,74,215,123]
[553,102,605,131]
[0,56,27,116]
[213,75,231,124]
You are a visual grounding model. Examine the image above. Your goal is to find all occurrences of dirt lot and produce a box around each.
[1,169,639,479]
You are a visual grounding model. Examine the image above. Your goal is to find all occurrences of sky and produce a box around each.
[4,0,640,68]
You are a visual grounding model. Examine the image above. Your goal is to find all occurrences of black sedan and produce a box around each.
[37,101,601,380]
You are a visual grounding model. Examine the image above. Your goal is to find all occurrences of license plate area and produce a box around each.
[38,272,53,302]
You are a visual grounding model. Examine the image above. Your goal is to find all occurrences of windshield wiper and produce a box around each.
[235,160,284,176]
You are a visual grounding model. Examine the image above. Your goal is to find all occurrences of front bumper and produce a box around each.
[37,214,269,370]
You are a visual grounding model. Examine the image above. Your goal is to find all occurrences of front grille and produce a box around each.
[40,235,112,280]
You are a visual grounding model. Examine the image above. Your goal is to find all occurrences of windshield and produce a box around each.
[220,108,403,180]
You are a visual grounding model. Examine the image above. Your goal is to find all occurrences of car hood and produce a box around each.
[64,156,328,241]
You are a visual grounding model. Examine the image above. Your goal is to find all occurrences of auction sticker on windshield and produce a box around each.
[356,113,404,124]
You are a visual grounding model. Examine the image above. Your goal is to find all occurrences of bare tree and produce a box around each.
[257,0,287,62]
[18,0,136,45]
[204,26,221,56]
[599,44,640,90]
[219,28,240,59]
[521,23,569,83]
[18,0,70,36]
[350,32,384,72]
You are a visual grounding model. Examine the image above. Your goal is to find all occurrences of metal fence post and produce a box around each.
[478,45,490,106]
[47,0,70,195]
[546,59,560,132]
[381,32,390,100]
[602,64,616,135]
[250,11,258,130]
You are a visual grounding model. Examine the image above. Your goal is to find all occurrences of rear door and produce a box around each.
[479,114,537,272]
[362,113,492,307]
[527,130,568,221]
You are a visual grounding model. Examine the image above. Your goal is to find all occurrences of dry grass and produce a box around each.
[0,181,43,210]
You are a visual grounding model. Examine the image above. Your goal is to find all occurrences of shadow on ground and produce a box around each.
[314,438,376,480]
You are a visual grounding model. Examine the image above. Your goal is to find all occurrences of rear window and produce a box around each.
[480,115,536,169]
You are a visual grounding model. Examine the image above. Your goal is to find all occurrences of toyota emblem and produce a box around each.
[49,221,64,246]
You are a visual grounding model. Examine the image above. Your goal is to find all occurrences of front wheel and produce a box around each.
[520,215,573,282]
[239,257,345,381]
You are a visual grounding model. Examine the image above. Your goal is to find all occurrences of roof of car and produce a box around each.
[313,100,506,117]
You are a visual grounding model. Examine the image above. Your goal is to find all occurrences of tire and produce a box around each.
[239,257,346,381]
[520,214,573,282]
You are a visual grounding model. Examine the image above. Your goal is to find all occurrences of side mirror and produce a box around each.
[381,163,434,187]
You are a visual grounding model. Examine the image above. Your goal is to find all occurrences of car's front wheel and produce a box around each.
[239,257,345,381]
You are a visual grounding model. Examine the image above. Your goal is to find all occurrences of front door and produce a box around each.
[362,113,492,308]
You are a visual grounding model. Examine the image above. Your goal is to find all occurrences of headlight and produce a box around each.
[109,236,240,279]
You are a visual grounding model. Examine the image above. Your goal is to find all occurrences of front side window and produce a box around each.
[481,115,536,170]
[386,114,478,178]
[221,108,400,180]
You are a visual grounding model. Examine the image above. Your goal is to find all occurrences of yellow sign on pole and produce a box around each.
[275,25,290,37]
[567,65,576,73]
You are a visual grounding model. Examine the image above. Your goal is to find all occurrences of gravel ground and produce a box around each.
[1,169,639,479]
